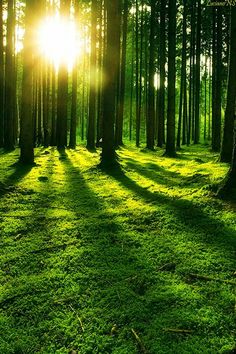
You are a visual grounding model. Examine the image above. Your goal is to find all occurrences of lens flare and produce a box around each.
[38,16,82,70]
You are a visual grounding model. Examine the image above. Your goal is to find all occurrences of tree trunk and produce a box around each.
[220,7,236,163]
[135,0,140,147]
[101,0,120,166]
[69,60,78,148]
[194,0,201,144]
[177,0,187,148]
[4,0,15,150]
[57,0,70,149]
[146,0,155,150]
[0,0,4,147]
[165,0,176,157]
[87,0,97,150]
[20,0,37,164]
[115,0,128,147]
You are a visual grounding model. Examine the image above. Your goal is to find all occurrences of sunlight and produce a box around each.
[37,15,83,70]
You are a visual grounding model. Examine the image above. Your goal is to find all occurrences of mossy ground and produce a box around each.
[0,144,235,354]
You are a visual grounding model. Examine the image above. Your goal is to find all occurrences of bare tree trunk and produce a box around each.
[146,0,155,150]
[0,0,4,147]
[165,0,176,157]
[4,0,15,150]
[101,0,120,166]
[87,0,97,150]
[20,0,38,164]
[220,7,236,163]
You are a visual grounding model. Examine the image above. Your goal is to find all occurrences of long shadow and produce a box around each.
[124,159,211,189]
[107,165,236,251]
[56,150,164,350]
[0,163,34,198]
[0,149,234,353]
[0,151,85,352]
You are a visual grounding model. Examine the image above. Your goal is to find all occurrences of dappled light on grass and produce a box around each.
[0,146,235,353]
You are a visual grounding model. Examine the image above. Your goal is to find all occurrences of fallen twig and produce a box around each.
[163,328,193,334]
[131,328,148,354]
[69,305,85,333]
[188,273,236,286]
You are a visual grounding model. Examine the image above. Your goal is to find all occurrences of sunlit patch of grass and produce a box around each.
[0,145,235,353]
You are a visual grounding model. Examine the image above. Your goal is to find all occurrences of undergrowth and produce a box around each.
[0,145,235,354]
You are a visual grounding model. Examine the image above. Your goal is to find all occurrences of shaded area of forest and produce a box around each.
[0,146,235,354]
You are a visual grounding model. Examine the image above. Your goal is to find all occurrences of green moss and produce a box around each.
[0,145,235,353]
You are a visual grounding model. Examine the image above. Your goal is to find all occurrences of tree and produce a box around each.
[115,0,129,147]
[20,0,39,164]
[157,0,166,148]
[100,0,121,166]
[57,0,70,149]
[87,0,97,150]
[212,7,222,151]
[0,0,4,147]
[146,0,156,150]
[4,0,15,150]
[218,7,236,194]
[177,0,187,148]
[220,7,236,163]
[165,0,176,157]
[194,0,201,144]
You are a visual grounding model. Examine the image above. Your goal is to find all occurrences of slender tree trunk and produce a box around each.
[165,0,176,157]
[135,0,140,147]
[69,60,78,148]
[212,8,217,150]
[43,61,50,147]
[208,54,212,141]
[177,0,187,148]
[20,0,37,164]
[129,10,135,141]
[87,0,97,150]
[4,0,15,150]
[51,64,57,146]
[37,64,43,146]
[194,0,201,144]
[96,0,103,146]
[0,0,4,147]
[204,54,207,141]
[220,7,236,163]
[212,7,222,151]
[101,0,120,166]
[158,0,166,148]
[115,0,128,147]
[57,0,70,149]
[146,0,155,150]
[187,2,195,145]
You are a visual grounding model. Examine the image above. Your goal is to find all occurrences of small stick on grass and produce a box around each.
[69,305,85,333]
[163,328,193,334]
[131,328,148,353]
[188,273,236,286]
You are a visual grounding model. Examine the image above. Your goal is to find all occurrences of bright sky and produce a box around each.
[37,15,83,70]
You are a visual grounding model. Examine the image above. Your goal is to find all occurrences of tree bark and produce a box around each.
[100,0,120,166]
[220,7,236,163]
[165,0,176,157]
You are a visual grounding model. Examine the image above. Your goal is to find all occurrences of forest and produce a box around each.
[0,0,236,353]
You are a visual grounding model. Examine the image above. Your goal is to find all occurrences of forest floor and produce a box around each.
[0,144,235,354]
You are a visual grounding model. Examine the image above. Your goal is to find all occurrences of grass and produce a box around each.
[0,144,235,354]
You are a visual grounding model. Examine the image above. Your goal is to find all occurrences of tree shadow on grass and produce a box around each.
[125,159,212,189]
[0,163,34,198]
[0,149,235,353]
[55,150,168,351]
[106,165,236,251]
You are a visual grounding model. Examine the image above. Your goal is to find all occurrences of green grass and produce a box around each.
[0,145,235,354]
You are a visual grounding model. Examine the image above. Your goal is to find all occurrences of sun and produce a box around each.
[37,16,83,70]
